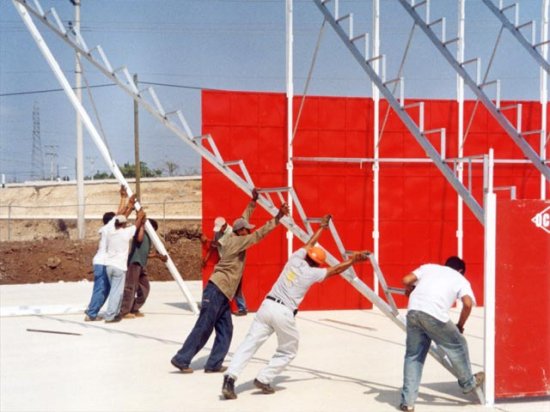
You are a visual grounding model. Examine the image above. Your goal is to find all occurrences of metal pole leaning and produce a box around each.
[12,1,199,315]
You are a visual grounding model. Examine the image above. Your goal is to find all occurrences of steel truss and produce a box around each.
[12,0,410,350]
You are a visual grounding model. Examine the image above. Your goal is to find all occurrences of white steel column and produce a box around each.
[13,0,199,314]
[457,0,465,257]
[541,0,549,200]
[372,0,380,295]
[483,148,496,406]
[286,0,294,258]
[75,0,85,239]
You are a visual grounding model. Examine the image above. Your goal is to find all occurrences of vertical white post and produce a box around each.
[483,148,496,406]
[457,0,465,257]
[286,0,294,258]
[372,0,380,295]
[13,0,199,315]
[541,0,548,200]
[75,0,85,239]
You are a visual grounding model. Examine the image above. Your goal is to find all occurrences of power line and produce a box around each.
[0,83,115,97]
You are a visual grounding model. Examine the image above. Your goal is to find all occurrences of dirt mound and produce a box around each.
[0,227,203,285]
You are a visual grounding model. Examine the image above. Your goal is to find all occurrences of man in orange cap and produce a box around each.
[222,214,371,399]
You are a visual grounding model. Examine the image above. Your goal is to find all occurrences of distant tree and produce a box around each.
[165,160,179,176]
[92,170,112,180]
[118,162,162,178]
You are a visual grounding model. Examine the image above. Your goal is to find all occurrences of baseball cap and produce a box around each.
[232,218,255,232]
[114,215,127,224]
[213,216,226,232]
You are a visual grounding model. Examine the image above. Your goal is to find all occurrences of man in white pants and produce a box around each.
[221,214,370,399]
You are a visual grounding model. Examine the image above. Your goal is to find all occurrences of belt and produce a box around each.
[266,295,298,316]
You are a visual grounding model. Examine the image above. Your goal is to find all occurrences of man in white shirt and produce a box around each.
[399,256,484,412]
[221,215,370,399]
[84,187,135,321]
[103,209,145,323]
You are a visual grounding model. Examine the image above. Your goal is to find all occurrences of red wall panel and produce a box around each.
[495,200,550,399]
[202,90,546,314]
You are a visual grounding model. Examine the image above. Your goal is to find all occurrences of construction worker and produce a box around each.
[399,256,484,412]
[84,186,135,322]
[221,214,371,399]
[204,215,248,316]
[118,217,168,320]
[171,192,289,374]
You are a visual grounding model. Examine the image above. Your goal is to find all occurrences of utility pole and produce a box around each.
[134,73,141,200]
[86,155,96,180]
[44,145,59,181]
[31,102,45,180]
[72,0,85,239]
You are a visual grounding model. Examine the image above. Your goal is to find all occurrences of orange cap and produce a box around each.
[307,247,326,266]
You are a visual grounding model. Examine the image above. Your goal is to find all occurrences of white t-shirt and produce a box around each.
[104,226,137,271]
[267,248,328,311]
[92,218,116,266]
[408,263,476,322]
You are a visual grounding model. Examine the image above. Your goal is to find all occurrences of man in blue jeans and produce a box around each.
[84,186,135,321]
[399,256,484,412]
[171,196,289,374]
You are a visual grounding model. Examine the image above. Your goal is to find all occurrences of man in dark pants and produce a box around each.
[119,217,167,319]
[171,197,289,374]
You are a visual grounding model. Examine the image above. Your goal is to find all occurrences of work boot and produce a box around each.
[205,366,228,373]
[222,375,237,400]
[464,371,485,393]
[253,378,275,394]
[171,357,193,374]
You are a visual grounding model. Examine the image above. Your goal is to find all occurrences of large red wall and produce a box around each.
[202,90,548,311]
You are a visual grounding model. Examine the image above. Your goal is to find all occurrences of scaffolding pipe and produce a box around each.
[286,0,294,258]
[372,0,380,295]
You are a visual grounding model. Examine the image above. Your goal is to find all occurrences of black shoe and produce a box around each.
[253,378,275,394]
[222,375,237,400]
[104,316,121,323]
[171,357,193,373]
[205,366,228,373]
[232,309,248,316]
[399,404,414,411]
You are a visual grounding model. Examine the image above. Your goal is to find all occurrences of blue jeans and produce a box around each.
[85,264,111,318]
[234,279,247,312]
[104,266,126,321]
[401,310,475,407]
[172,282,233,370]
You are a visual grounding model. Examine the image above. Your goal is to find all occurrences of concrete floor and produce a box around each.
[1,281,549,412]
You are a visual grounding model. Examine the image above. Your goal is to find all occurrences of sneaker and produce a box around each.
[104,316,121,323]
[232,310,248,317]
[399,404,414,411]
[84,315,103,322]
[171,357,193,374]
[222,375,237,400]
[253,378,275,394]
[132,311,145,318]
[205,366,228,373]
[464,371,485,393]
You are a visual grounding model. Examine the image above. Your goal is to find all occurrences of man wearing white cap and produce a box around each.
[209,216,248,316]
[103,209,145,323]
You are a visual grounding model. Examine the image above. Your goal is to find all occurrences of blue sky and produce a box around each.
[0,0,545,182]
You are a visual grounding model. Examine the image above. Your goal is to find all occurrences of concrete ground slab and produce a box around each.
[1,281,548,412]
